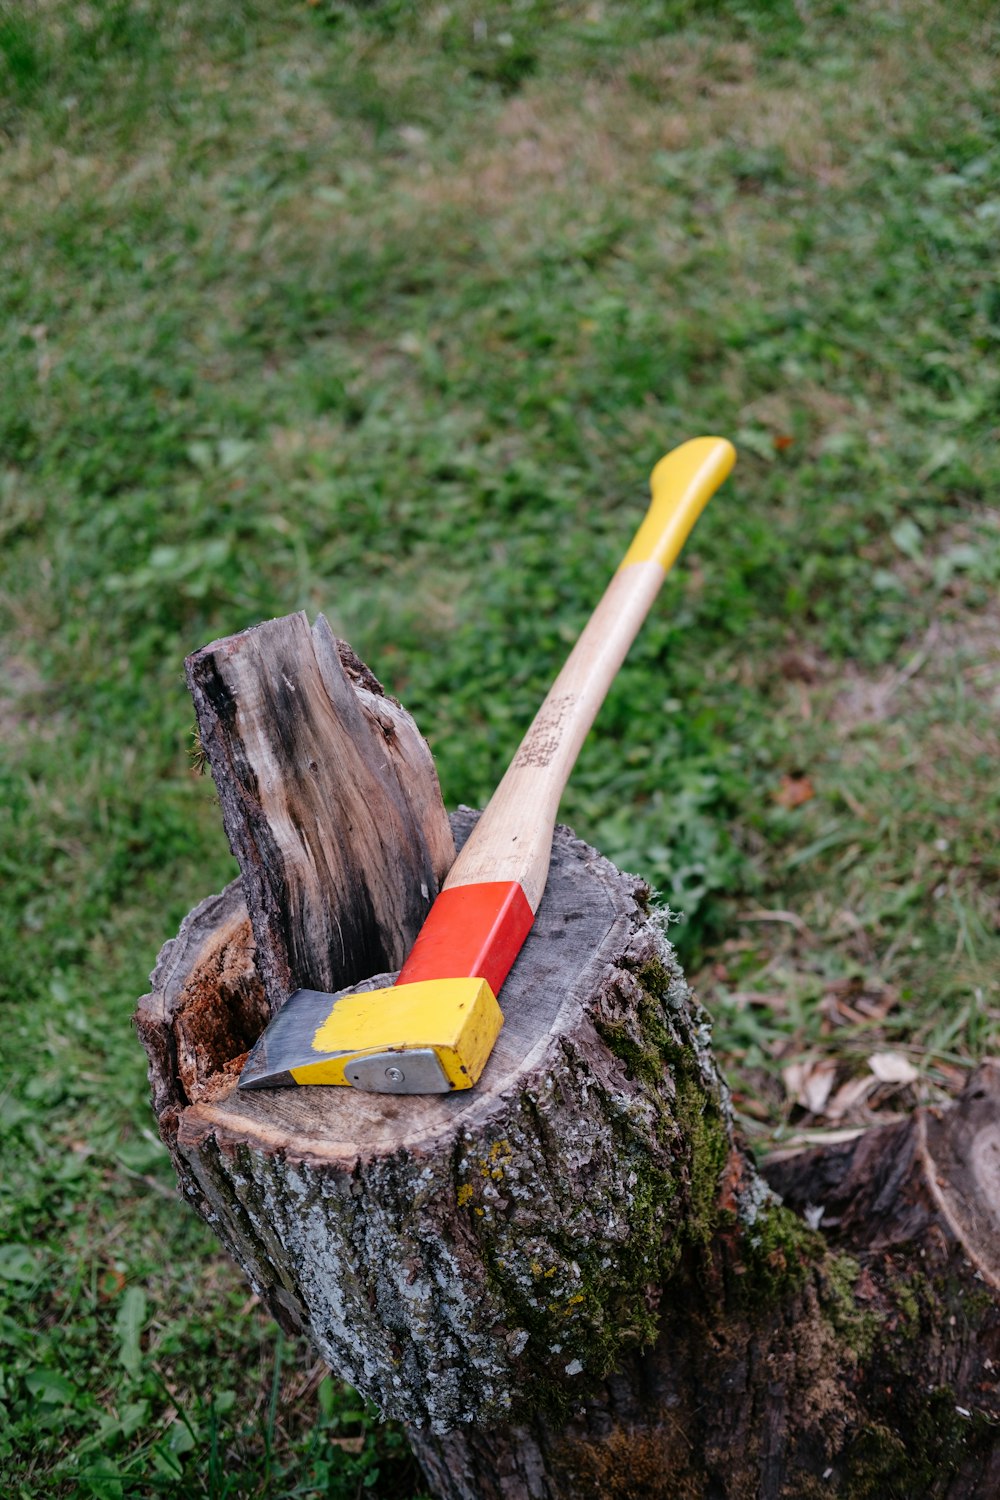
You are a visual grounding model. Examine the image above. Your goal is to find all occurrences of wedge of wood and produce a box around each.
[239,435,735,1094]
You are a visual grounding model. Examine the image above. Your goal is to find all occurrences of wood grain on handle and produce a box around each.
[445,436,736,911]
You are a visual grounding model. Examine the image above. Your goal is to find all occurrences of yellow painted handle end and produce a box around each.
[619,436,736,572]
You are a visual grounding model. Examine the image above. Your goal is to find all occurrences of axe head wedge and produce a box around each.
[238,977,503,1093]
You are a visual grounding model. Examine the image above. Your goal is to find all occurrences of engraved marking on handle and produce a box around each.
[512,693,579,770]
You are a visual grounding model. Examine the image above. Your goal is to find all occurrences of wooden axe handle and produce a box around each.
[444,436,735,912]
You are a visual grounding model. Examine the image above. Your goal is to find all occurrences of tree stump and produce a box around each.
[137,624,1000,1498]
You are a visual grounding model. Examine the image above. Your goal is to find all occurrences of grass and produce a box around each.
[1,0,998,1492]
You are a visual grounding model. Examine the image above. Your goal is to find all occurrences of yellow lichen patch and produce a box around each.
[457,1183,475,1208]
[530,1260,559,1279]
[479,1139,514,1179]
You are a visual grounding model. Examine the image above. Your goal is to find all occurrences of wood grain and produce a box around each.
[185,613,454,1015]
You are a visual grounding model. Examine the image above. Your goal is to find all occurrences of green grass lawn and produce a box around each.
[1,0,998,1493]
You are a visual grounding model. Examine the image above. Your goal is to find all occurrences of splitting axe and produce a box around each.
[239,436,735,1095]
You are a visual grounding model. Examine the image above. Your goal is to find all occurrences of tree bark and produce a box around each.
[137,628,1000,1498]
[412,1064,1000,1500]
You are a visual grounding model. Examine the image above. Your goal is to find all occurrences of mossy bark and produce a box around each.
[139,830,1000,1494]
[411,1067,1000,1500]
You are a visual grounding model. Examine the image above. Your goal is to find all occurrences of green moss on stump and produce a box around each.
[736,1201,824,1305]
[843,1391,1000,1498]
[819,1254,881,1361]
[597,949,733,1251]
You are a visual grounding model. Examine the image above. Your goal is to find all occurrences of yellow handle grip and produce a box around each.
[618,436,736,573]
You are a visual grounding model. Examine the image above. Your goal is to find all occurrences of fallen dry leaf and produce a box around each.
[868,1051,919,1086]
[821,976,898,1028]
[774,774,815,809]
[932,1059,968,1091]
[329,1436,366,1454]
[825,1074,877,1120]
[767,1124,870,1157]
[783,1057,838,1115]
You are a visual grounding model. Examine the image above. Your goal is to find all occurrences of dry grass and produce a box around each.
[700,573,1000,1143]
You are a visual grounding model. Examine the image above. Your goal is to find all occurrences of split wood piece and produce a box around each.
[185,615,454,1016]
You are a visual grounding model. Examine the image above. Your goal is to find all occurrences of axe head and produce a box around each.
[238,977,503,1093]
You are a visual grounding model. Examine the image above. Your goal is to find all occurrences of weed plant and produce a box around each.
[1,0,998,1493]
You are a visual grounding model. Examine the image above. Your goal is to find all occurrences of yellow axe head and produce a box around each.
[239,976,503,1093]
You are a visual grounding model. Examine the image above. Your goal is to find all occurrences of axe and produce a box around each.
[239,436,735,1095]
